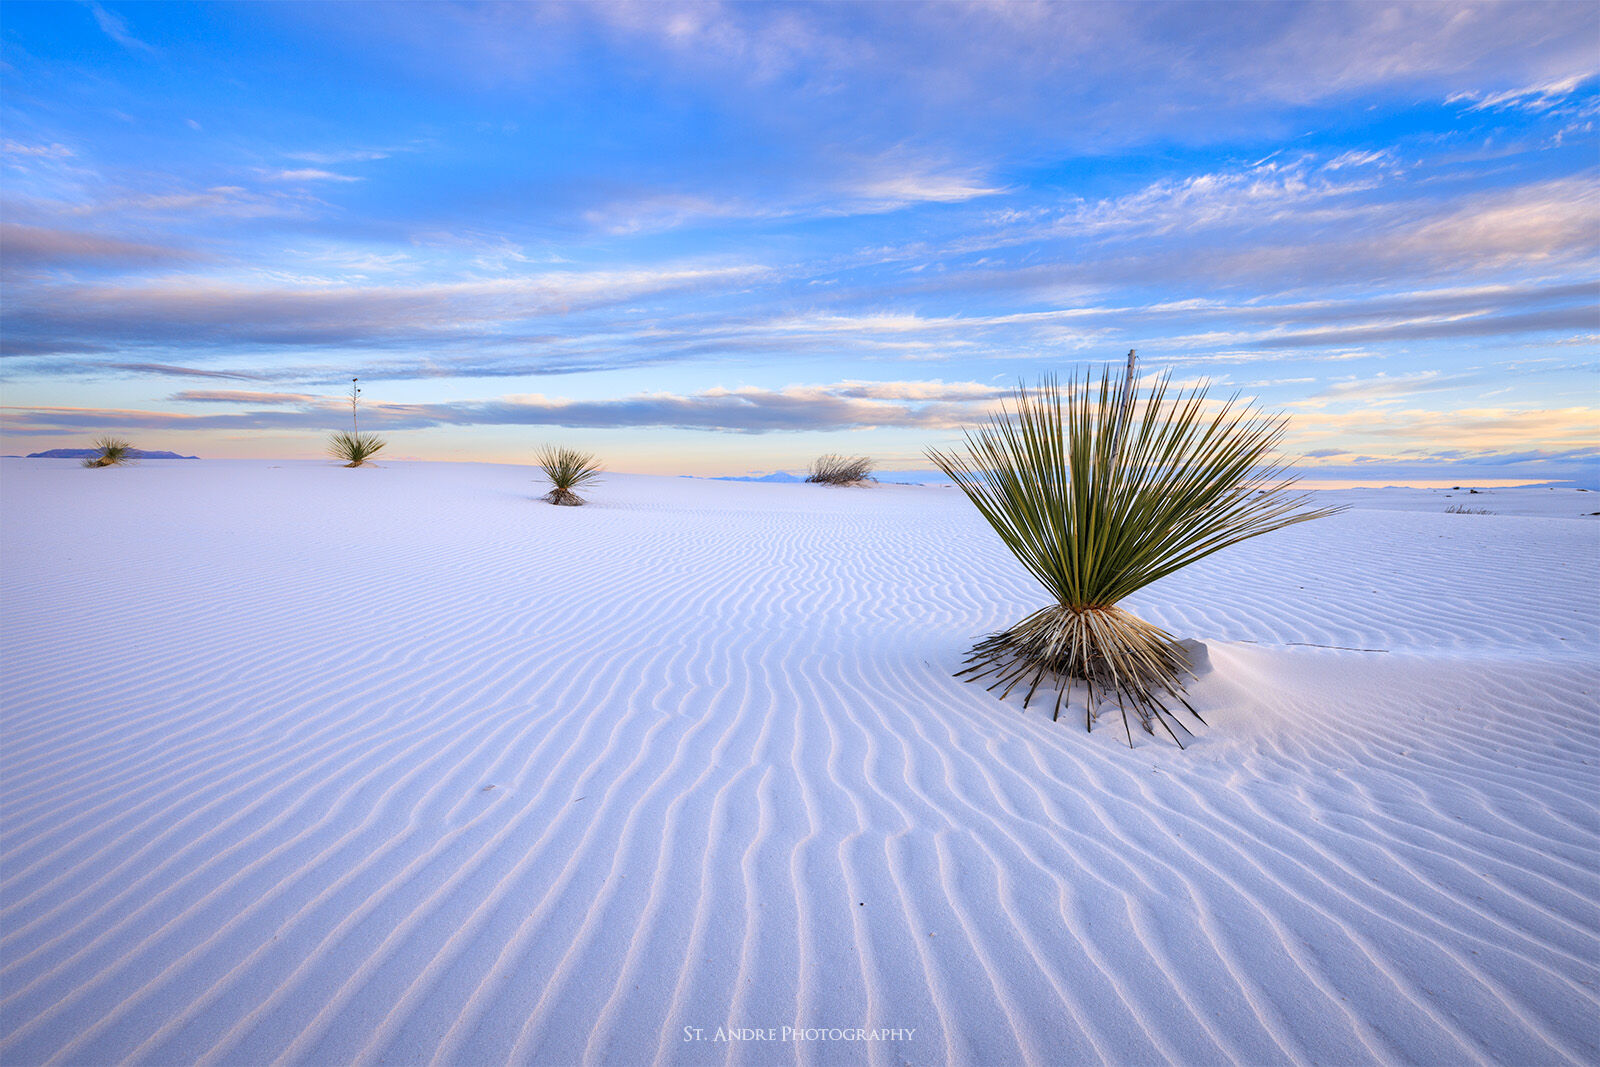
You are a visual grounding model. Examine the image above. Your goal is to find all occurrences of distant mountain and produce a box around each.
[713,471,803,483]
[707,469,952,485]
[27,448,199,460]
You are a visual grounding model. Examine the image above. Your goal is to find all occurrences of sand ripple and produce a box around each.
[2,461,1595,1065]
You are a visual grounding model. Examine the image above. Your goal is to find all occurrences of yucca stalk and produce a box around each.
[327,430,386,467]
[535,445,602,506]
[928,362,1338,746]
[82,436,134,468]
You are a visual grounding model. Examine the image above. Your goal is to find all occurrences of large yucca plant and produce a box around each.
[82,436,135,468]
[927,357,1338,746]
[535,445,602,506]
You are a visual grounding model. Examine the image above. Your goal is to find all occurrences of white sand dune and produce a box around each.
[2,458,1596,1066]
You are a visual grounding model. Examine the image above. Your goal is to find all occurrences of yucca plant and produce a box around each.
[328,429,386,467]
[535,444,602,506]
[927,358,1338,747]
[807,453,874,485]
[82,436,135,468]
[328,376,385,466]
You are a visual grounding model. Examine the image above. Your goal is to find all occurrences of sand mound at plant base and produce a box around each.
[2,459,1595,1065]
[543,487,584,505]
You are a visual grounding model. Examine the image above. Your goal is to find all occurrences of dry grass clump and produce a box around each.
[82,437,135,468]
[1445,504,1494,515]
[927,361,1338,747]
[806,454,874,485]
[536,445,602,505]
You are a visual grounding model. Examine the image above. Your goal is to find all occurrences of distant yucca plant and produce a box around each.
[82,436,134,468]
[807,453,874,485]
[329,376,385,466]
[928,358,1337,747]
[536,445,602,506]
[328,430,386,467]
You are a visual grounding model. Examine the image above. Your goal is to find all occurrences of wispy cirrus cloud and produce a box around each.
[284,148,394,165]
[260,168,362,183]
[83,0,154,54]
[64,185,309,220]
[550,2,1599,140]
[581,192,790,237]
[1244,306,1597,350]
[1286,371,1483,408]
[1031,153,1397,239]
[1,140,75,160]
[835,155,1005,212]
[1448,75,1595,113]
[581,155,1002,235]
[905,173,1600,304]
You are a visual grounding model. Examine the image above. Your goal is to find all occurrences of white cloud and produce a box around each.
[85,0,155,53]
[1325,148,1396,170]
[1448,75,1594,113]
[1286,371,1465,409]
[261,168,363,183]
[1,140,74,159]
[578,156,1002,236]
[1050,155,1387,237]
[287,148,393,165]
[66,185,306,220]
[839,166,1005,210]
[582,192,791,236]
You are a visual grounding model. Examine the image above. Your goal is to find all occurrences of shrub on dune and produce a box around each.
[82,436,135,468]
[536,445,602,506]
[927,357,1337,747]
[807,453,874,485]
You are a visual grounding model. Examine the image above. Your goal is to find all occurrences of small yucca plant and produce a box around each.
[328,430,386,467]
[928,358,1338,747]
[82,436,135,468]
[807,453,873,485]
[536,445,602,506]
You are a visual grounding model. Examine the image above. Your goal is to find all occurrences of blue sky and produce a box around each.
[2,1,1596,483]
